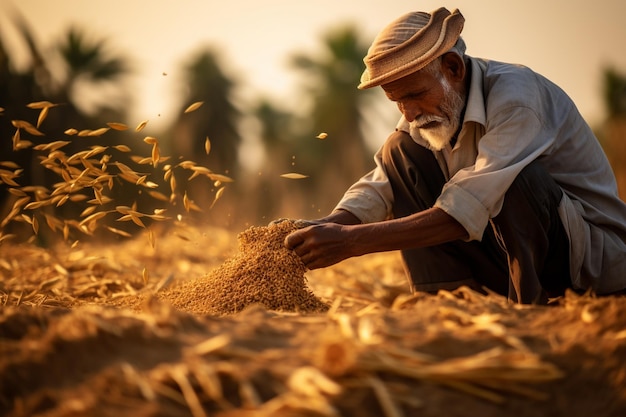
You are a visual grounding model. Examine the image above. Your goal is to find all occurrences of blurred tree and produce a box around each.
[55,26,131,119]
[603,67,626,119]
[50,26,137,214]
[0,9,136,241]
[168,48,243,226]
[247,98,302,223]
[0,10,50,210]
[600,67,626,199]
[255,99,295,155]
[287,24,377,217]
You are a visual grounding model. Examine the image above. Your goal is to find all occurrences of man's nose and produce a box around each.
[400,101,421,122]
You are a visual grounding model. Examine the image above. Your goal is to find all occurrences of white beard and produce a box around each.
[409,76,465,151]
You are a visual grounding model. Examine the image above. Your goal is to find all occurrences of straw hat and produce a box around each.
[358,7,465,89]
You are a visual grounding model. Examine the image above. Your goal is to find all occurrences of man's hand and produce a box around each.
[283,207,469,271]
[284,223,357,270]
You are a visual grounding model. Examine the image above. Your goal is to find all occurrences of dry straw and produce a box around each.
[160,220,328,315]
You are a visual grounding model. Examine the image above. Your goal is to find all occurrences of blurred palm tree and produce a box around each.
[172,48,241,174]
[0,15,132,147]
[255,99,295,153]
[603,67,626,119]
[0,9,134,239]
[247,98,302,223]
[287,24,377,217]
[600,67,626,199]
[36,26,134,219]
[0,10,50,198]
[49,26,135,207]
[55,26,132,119]
[168,48,243,226]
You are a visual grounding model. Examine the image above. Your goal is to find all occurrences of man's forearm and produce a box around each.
[347,207,468,256]
[285,207,468,270]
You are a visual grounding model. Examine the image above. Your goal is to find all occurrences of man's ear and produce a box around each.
[441,52,465,83]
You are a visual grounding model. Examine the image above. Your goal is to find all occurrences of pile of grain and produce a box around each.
[159,220,328,315]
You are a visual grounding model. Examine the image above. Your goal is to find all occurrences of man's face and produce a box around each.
[382,61,466,150]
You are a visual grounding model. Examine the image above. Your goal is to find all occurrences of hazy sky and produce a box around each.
[3,0,626,132]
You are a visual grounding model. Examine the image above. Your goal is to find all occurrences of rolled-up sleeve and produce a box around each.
[434,182,490,241]
[333,148,394,224]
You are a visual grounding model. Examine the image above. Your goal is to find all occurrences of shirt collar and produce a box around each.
[463,56,487,127]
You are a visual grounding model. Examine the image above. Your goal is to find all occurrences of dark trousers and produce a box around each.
[381,131,571,303]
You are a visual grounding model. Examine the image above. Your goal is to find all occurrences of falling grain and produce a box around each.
[106,226,132,238]
[183,192,191,213]
[210,186,225,209]
[0,161,21,169]
[113,145,132,152]
[148,190,169,202]
[280,173,309,179]
[86,127,111,137]
[208,173,233,183]
[26,101,56,109]
[33,141,71,152]
[136,120,149,132]
[148,228,156,249]
[107,122,129,131]
[151,144,160,168]
[12,119,44,136]
[37,106,49,128]
[184,101,204,114]
[0,233,16,245]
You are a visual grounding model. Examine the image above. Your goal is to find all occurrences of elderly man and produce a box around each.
[283,7,626,303]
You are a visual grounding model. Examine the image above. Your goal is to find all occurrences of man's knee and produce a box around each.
[381,130,414,162]
[507,160,563,211]
[495,160,571,299]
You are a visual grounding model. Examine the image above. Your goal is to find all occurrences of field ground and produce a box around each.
[1,223,626,417]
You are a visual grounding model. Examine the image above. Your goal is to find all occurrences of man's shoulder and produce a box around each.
[469,56,563,111]
[472,57,540,88]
